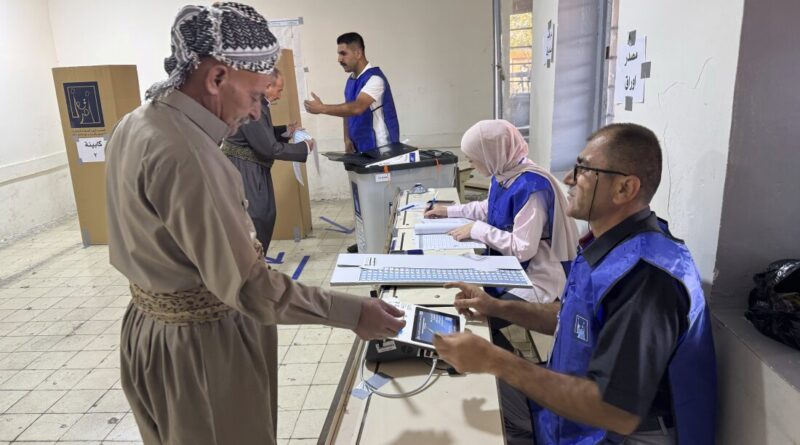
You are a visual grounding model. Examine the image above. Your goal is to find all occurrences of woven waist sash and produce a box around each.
[221,140,269,167]
[130,240,265,324]
[129,283,232,325]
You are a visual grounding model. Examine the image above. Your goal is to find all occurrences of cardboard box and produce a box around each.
[52,65,141,246]
[268,50,313,240]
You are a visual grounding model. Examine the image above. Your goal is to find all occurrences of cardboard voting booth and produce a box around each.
[268,49,313,240]
[52,65,141,246]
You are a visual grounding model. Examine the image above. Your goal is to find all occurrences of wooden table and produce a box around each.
[322,308,504,445]
[321,187,505,445]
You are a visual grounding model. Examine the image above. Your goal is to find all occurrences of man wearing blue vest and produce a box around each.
[434,123,717,444]
[304,32,400,153]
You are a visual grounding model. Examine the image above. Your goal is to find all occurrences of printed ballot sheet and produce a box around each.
[417,234,485,250]
[288,129,319,185]
[414,218,474,235]
[401,231,485,250]
[330,253,532,288]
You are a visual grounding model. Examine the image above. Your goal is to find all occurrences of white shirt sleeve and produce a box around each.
[359,75,385,102]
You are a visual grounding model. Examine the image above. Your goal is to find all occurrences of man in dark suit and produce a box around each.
[223,68,314,253]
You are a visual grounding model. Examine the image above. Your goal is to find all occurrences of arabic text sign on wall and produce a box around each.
[615,33,646,104]
[543,20,555,68]
[76,137,106,163]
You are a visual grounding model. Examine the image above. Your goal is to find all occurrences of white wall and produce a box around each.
[0,0,75,240]
[712,0,800,307]
[46,0,494,200]
[613,0,745,284]
[710,1,800,435]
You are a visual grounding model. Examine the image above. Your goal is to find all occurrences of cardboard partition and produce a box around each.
[269,49,313,240]
[52,65,140,246]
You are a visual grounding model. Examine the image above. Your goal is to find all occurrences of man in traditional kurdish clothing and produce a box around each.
[105,3,405,444]
[223,68,312,252]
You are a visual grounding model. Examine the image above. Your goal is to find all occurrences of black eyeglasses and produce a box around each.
[572,164,630,180]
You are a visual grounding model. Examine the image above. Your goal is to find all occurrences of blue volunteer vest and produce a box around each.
[344,67,400,152]
[485,172,555,297]
[533,221,717,445]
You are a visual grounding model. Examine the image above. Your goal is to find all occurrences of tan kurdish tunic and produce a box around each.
[105,91,363,444]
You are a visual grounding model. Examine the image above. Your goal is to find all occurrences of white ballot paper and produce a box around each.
[414,218,474,235]
[292,129,319,175]
[416,234,485,250]
[291,163,305,186]
[282,129,317,186]
[330,253,532,288]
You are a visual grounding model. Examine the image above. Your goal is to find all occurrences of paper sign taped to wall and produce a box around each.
[615,33,646,104]
[543,20,555,67]
[76,137,106,163]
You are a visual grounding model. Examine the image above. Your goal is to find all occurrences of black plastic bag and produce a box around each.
[745,259,800,351]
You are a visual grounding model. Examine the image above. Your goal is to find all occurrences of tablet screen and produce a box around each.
[411,307,461,345]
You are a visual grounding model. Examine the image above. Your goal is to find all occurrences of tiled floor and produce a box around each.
[0,200,368,444]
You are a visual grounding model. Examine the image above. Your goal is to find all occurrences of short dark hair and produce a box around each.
[589,123,662,203]
[337,32,364,51]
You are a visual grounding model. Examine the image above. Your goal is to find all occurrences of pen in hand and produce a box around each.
[427,192,438,211]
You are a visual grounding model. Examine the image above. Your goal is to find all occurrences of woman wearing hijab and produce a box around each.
[425,120,578,349]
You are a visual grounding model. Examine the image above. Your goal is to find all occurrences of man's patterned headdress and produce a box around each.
[146,2,280,100]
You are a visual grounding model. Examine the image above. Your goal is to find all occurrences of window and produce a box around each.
[509,12,532,96]
[497,0,533,137]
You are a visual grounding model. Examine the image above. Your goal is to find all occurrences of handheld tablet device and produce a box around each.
[384,298,465,350]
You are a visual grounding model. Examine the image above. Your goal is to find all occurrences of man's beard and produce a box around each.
[227,117,254,137]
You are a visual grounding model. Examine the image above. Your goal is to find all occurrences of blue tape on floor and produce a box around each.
[320,216,355,234]
[265,252,285,264]
[352,371,392,400]
[291,255,311,280]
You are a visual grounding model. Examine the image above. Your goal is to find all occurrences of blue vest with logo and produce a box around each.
[485,172,555,296]
[344,67,400,152]
[532,221,717,445]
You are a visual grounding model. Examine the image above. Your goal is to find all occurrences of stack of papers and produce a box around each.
[414,218,473,235]
[417,234,485,250]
